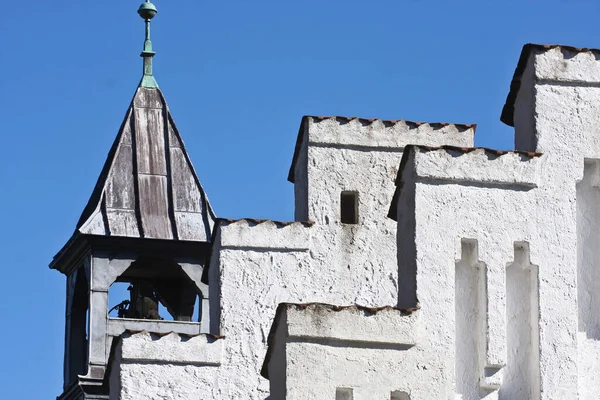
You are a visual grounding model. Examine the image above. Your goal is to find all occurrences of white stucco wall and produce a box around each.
[391,46,600,400]
[513,46,600,399]
[266,304,426,400]
[196,118,476,398]
[396,146,544,399]
[110,331,223,400]
[208,221,315,398]
[293,117,475,305]
[212,219,417,398]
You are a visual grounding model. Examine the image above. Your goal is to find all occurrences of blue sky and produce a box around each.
[2,0,600,397]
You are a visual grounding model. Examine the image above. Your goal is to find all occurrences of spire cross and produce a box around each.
[137,0,159,88]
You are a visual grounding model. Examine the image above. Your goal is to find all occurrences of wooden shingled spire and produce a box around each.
[76,88,215,241]
[75,1,215,242]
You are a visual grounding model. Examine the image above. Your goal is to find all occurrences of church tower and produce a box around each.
[50,2,216,398]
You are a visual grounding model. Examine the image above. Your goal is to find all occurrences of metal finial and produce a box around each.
[138,1,159,88]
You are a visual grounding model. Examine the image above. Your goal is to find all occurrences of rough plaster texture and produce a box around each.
[293,117,475,307]
[396,147,548,399]
[110,332,223,400]
[396,152,542,398]
[266,305,424,400]
[514,46,600,399]
[282,304,417,346]
[196,118,475,399]
[389,45,600,399]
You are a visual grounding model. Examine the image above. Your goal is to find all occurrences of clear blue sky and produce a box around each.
[1,0,599,397]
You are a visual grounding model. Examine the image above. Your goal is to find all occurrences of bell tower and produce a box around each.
[51,2,216,398]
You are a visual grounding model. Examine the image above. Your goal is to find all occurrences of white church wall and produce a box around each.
[577,160,600,399]
[293,128,309,222]
[209,220,315,398]
[211,218,424,398]
[265,310,288,400]
[512,46,600,399]
[305,144,402,306]
[110,331,223,400]
[396,146,543,399]
[265,304,436,400]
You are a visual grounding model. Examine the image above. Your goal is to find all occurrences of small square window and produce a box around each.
[340,191,358,224]
[336,387,353,400]
[390,390,410,400]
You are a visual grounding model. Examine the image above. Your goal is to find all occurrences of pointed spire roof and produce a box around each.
[75,2,215,242]
[76,87,215,241]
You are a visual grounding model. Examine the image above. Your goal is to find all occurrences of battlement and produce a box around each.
[113,330,223,365]
[389,145,542,220]
[502,44,600,127]
[289,115,475,182]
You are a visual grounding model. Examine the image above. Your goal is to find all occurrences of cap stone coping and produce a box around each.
[108,318,202,337]
[502,44,600,126]
[306,116,476,148]
[404,146,542,187]
[217,219,312,250]
[533,46,600,83]
[283,303,418,346]
[119,331,223,366]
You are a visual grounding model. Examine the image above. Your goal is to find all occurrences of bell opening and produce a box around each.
[108,257,203,322]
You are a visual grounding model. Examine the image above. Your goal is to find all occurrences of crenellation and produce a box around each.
[217,219,313,250]
[264,304,437,399]
[118,331,223,365]
[533,46,600,84]
[305,116,476,149]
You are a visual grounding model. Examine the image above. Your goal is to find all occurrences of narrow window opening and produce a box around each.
[192,294,201,322]
[577,159,600,339]
[336,387,353,400]
[340,191,358,224]
[67,266,89,384]
[390,391,411,400]
[455,238,486,397]
[502,242,540,399]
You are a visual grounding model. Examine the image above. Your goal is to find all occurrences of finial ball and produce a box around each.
[138,2,158,20]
